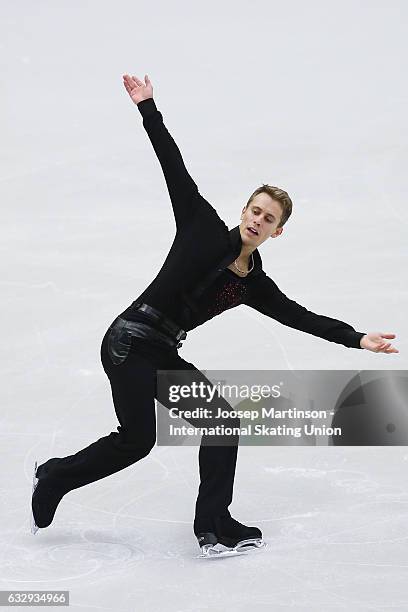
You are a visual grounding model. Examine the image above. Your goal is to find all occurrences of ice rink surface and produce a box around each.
[1,0,407,610]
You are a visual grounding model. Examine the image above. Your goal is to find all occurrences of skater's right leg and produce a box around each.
[32,328,159,529]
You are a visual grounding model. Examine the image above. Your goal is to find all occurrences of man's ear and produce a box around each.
[271,227,284,239]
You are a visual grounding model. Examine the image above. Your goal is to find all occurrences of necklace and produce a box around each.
[233,253,254,275]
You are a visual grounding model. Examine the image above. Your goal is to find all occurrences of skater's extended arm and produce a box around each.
[123,74,199,230]
[245,272,399,352]
[245,271,366,349]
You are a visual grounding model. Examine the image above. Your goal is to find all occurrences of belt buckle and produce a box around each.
[175,329,187,349]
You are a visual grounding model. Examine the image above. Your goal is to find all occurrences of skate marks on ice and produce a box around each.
[197,538,267,559]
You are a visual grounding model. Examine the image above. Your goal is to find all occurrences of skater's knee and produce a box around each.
[219,416,240,430]
[119,434,156,458]
[139,438,156,458]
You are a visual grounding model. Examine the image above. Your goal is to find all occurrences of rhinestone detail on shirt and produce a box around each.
[206,276,247,318]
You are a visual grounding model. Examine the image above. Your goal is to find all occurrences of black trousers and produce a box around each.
[36,318,240,521]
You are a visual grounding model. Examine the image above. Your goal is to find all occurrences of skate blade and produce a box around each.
[30,461,39,535]
[234,538,267,553]
[198,538,267,559]
[198,545,247,559]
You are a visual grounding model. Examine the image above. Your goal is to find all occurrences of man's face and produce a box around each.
[239,193,284,248]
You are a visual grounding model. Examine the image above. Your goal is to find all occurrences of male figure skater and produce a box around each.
[31,74,398,556]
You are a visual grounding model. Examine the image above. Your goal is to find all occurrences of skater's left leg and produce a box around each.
[194,443,238,520]
[155,355,240,523]
[158,355,264,552]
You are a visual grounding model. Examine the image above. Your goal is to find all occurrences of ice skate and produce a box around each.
[195,514,266,559]
[30,461,67,534]
[30,461,39,535]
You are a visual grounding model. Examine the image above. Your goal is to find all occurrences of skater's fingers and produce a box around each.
[123,83,134,97]
[123,74,138,90]
[373,343,385,352]
[132,75,145,87]
[124,81,135,94]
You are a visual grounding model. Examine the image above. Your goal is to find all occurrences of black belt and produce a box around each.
[130,301,187,346]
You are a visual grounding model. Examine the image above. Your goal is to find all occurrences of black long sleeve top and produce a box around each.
[119,97,365,350]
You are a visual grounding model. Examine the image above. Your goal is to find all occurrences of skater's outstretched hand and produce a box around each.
[123,73,153,105]
[360,332,399,353]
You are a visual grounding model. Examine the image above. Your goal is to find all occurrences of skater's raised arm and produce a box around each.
[244,271,398,353]
[123,73,199,231]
